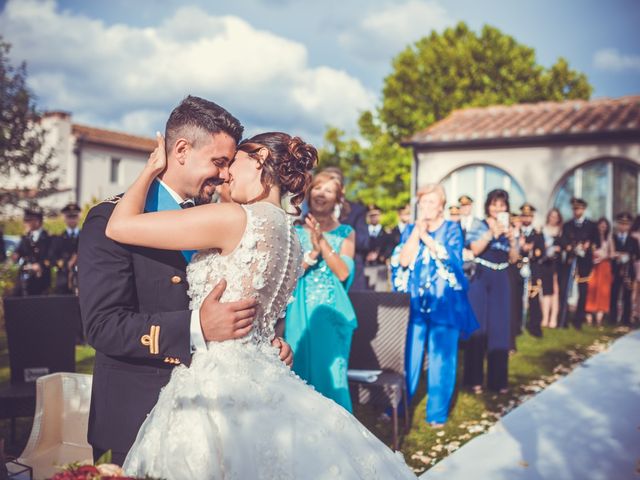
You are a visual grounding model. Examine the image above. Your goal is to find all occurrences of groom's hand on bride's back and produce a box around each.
[199,279,257,341]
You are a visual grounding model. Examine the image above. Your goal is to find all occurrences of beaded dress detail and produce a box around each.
[123,203,416,479]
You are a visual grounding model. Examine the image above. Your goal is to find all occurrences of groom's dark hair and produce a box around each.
[165,95,244,151]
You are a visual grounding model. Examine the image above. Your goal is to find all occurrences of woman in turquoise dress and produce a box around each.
[285,172,357,411]
[390,184,478,425]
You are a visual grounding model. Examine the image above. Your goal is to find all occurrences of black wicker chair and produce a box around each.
[0,296,79,443]
[348,291,410,449]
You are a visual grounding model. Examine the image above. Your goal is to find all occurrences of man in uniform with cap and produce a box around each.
[13,207,52,296]
[49,202,82,294]
[610,212,640,325]
[519,203,546,337]
[458,195,476,236]
[558,198,598,329]
[449,205,461,223]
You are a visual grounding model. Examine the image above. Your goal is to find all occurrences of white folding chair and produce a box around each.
[18,373,93,480]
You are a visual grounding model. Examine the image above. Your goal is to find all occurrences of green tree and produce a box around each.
[379,22,592,142]
[319,22,592,226]
[0,36,58,215]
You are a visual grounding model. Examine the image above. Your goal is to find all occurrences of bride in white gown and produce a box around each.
[106,131,416,479]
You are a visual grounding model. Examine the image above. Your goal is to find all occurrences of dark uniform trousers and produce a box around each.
[559,219,598,329]
[78,198,192,466]
[610,234,640,325]
[14,231,52,296]
[523,230,546,338]
[49,230,80,294]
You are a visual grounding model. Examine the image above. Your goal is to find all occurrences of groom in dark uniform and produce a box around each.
[78,96,292,465]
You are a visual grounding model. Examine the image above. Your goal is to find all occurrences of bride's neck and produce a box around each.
[263,185,282,208]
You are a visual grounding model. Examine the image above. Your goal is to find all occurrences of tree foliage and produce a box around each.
[319,22,592,226]
[0,36,58,215]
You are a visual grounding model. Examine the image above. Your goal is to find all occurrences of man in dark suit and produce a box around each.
[386,203,411,258]
[610,212,640,325]
[13,207,52,296]
[558,197,599,329]
[78,96,292,466]
[519,203,545,337]
[320,167,370,290]
[363,204,392,290]
[49,202,82,294]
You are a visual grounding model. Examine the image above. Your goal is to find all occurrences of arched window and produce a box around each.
[440,164,526,218]
[553,158,639,221]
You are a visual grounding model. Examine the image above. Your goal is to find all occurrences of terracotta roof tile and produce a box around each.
[72,124,156,152]
[408,95,640,145]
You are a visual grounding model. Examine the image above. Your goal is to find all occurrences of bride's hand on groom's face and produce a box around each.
[199,279,257,342]
[146,132,168,174]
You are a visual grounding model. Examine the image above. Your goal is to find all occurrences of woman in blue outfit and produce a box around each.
[390,184,478,426]
[285,172,357,411]
[463,189,519,394]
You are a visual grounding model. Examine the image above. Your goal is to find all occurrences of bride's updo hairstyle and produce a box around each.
[237,132,317,214]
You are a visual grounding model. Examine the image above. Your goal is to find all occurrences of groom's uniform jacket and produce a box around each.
[78,195,193,462]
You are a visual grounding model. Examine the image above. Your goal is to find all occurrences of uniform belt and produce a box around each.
[474,257,510,271]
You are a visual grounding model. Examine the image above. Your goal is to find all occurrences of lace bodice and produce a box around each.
[186,202,303,345]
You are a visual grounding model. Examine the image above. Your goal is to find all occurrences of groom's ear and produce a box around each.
[174,138,189,165]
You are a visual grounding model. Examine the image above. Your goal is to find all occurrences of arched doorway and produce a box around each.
[553,158,639,221]
[440,164,526,218]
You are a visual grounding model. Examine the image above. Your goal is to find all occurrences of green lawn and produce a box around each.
[0,313,632,472]
[354,324,632,474]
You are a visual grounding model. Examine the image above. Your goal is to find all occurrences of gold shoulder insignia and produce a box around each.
[101,193,123,205]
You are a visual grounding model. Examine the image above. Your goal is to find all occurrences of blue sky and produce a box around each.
[1,0,638,144]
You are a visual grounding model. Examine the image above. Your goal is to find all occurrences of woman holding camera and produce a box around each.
[463,189,519,394]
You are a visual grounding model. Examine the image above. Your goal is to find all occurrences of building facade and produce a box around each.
[404,96,640,224]
[39,111,155,210]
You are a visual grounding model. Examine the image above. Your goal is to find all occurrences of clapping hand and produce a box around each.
[305,214,323,253]
[147,132,167,174]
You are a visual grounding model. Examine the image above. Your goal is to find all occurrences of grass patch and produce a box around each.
[354,324,632,475]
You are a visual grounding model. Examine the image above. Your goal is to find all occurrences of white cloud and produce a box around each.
[339,0,452,61]
[593,48,640,73]
[0,0,374,144]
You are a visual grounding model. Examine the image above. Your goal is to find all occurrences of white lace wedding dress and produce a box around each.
[123,202,416,479]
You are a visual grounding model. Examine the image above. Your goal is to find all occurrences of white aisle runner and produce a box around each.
[421,330,640,480]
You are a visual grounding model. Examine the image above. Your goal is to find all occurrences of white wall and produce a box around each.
[416,140,640,224]
[78,145,148,205]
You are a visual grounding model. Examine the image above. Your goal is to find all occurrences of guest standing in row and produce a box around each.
[540,208,563,328]
[49,202,82,295]
[13,207,52,296]
[610,212,640,325]
[558,198,598,329]
[390,184,477,426]
[585,218,613,326]
[321,167,370,291]
[285,172,357,411]
[519,203,546,338]
[463,189,518,394]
